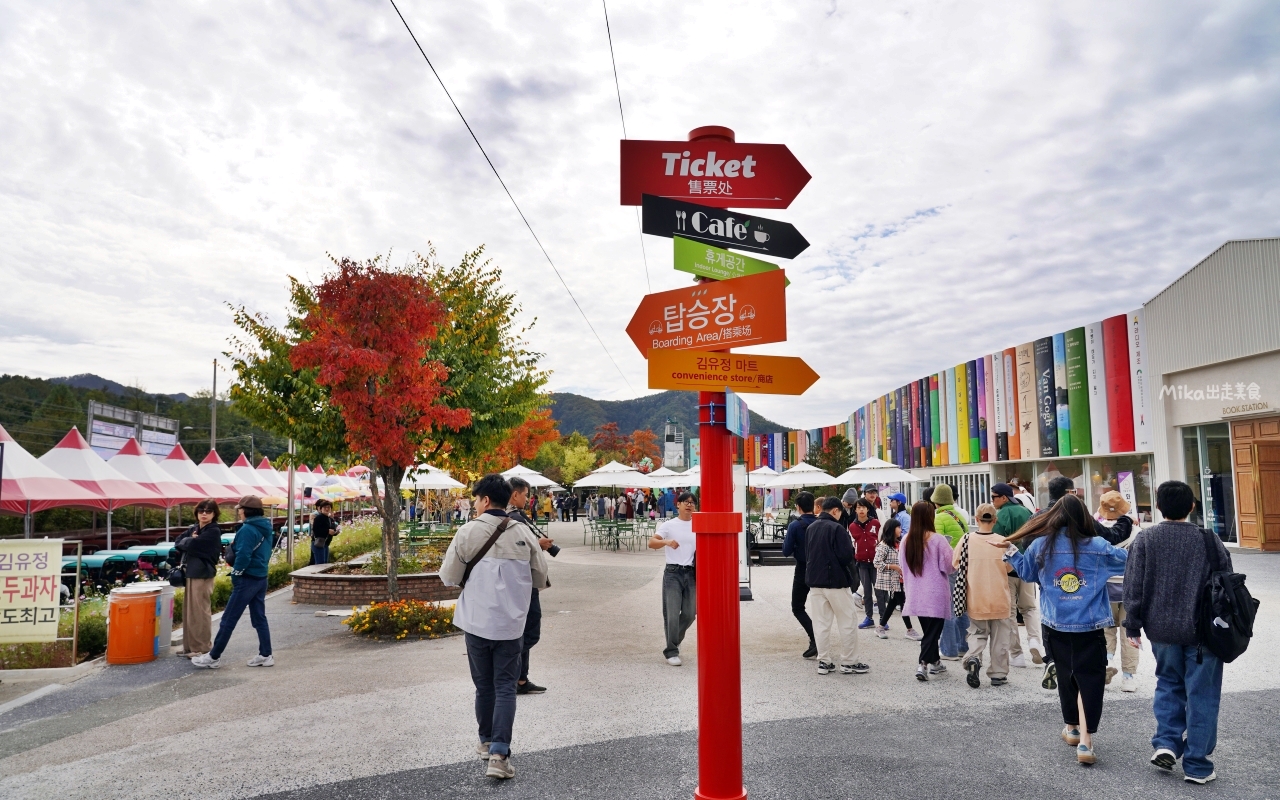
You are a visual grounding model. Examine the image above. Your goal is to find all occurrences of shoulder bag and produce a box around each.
[951,533,970,618]
[459,518,512,590]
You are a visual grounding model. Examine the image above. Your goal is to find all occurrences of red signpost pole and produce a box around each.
[690,125,746,800]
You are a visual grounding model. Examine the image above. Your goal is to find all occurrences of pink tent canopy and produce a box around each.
[38,428,165,510]
[229,453,278,495]
[256,457,288,490]
[199,451,264,497]
[0,423,106,515]
[108,439,204,506]
[160,445,239,501]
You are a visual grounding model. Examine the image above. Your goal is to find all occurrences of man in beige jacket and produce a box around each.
[954,504,1015,688]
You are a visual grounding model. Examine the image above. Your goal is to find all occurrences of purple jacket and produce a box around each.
[900,532,955,619]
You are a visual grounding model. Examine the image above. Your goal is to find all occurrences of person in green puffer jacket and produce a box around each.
[931,484,970,661]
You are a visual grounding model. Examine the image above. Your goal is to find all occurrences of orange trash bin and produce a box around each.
[106,585,161,664]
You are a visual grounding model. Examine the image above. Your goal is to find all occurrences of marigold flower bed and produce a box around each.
[344,599,455,641]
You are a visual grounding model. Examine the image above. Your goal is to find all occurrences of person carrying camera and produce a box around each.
[507,476,557,695]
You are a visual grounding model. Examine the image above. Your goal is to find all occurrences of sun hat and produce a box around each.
[930,484,955,505]
[1097,490,1131,520]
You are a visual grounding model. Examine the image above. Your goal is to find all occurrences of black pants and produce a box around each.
[1043,625,1107,733]
[520,588,541,682]
[916,616,945,666]
[875,589,912,629]
[856,562,877,619]
[790,568,815,643]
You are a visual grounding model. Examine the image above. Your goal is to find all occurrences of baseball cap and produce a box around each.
[888,492,907,504]
[991,483,1014,499]
[862,484,878,492]
[975,503,998,523]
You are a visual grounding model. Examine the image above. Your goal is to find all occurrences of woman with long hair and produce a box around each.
[899,501,954,681]
[995,493,1129,765]
[174,498,223,658]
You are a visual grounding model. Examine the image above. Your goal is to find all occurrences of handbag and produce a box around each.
[168,564,186,587]
[951,533,970,618]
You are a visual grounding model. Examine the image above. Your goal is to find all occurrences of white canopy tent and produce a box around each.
[655,465,700,488]
[501,464,562,490]
[761,461,839,489]
[400,464,467,491]
[160,445,240,502]
[109,438,206,540]
[574,461,654,489]
[833,456,927,485]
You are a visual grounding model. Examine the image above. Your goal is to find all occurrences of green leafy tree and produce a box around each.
[816,434,854,480]
[560,439,597,485]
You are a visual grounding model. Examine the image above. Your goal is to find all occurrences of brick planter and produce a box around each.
[291,564,460,606]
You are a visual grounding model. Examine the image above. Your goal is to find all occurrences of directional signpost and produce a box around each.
[673,237,790,285]
[625,269,788,357]
[643,194,810,259]
[622,125,813,800]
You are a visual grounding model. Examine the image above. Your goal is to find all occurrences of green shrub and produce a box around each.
[0,598,107,668]
[330,516,385,562]
[75,601,108,659]
[211,575,233,612]
[362,551,441,576]
[344,599,454,640]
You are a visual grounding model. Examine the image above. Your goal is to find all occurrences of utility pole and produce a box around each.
[286,438,296,564]
[210,359,218,457]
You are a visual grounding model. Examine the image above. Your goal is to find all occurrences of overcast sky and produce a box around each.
[2,1,1277,429]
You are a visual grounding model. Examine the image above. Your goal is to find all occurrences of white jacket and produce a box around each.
[440,511,550,641]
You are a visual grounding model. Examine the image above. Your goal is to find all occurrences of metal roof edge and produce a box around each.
[1145,237,1280,306]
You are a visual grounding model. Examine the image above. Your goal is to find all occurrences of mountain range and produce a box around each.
[547,391,792,439]
[51,374,191,402]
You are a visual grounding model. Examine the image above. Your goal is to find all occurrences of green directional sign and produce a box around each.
[673,236,790,286]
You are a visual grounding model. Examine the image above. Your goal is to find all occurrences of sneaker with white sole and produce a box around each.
[247,654,274,667]
[1121,673,1137,692]
[928,662,947,675]
[916,664,929,682]
[1010,653,1028,669]
[476,742,492,759]
[486,754,515,779]
[1029,638,1045,664]
[817,661,835,675]
[190,653,221,669]
[875,626,888,639]
[853,593,864,609]
[1077,743,1096,765]
[1150,748,1177,771]
[1041,662,1057,690]
[964,657,982,688]
[841,662,870,674]
[666,655,682,666]
[1184,771,1216,785]
[905,629,922,641]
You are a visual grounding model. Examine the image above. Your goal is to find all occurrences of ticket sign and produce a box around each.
[0,540,62,643]
[620,139,811,208]
[648,351,819,396]
[626,270,787,357]
[674,237,790,286]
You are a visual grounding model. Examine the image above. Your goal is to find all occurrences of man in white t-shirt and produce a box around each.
[648,491,698,666]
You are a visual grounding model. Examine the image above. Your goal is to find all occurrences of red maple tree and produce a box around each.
[476,408,559,474]
[591,422,625,453]
[291,256,470,599]
[625,428,662,466]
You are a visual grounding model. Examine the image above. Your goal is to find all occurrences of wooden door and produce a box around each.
[1233,416,1280,551]
[1258,443,1280,550]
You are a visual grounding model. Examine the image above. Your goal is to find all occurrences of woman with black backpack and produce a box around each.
[174,498,223,658]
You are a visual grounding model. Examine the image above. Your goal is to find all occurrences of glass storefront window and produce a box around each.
[993,463,1035,500]
[1035,459,1084,510]
[1089,454,1154,524]
[1181,423,1236,542]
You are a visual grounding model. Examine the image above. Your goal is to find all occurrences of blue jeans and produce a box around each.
[1152,642,1224,778]
[940,574,969,657]
[311,544,329,565]
[209,575,271,660]
[465,632,522,756]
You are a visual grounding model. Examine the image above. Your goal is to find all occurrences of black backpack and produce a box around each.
[1197,529,1260,663]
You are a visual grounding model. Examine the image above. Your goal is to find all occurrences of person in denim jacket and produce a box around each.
[994,494,1128,767]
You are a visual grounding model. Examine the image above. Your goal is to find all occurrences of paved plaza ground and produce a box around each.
[2,521,1278,799]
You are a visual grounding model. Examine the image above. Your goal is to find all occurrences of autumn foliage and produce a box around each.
[471,408,559,475]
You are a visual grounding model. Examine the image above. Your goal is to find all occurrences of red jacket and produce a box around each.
[848,517,881,563]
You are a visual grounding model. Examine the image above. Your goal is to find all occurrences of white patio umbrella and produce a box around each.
[501,464,561,489]
[401,465,467,490]
[657,465,700,488]
[746,465,779,486]
[647,466,677,479]
[833,456,927,485]
[761,461,839,489]
[574,463,654,489]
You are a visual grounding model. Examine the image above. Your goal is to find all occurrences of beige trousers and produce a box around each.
[966,616,1014,678]
[1007,576,1041,657]
[1103,601,1140,674]
[182,577,215,655]
[808,587,860,665]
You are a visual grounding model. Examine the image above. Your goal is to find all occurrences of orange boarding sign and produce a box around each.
[625,270,787,357]
[647,350,819,396]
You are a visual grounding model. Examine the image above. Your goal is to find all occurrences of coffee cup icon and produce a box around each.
[753,229,771,244]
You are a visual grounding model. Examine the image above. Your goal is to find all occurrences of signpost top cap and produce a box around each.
[689,126,734,143]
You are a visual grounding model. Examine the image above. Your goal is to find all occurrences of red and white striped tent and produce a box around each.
[199,450,265,498]
[107,439,205,506]
[255,457,288,490]
[231,453,279,494]
[39,428,165,547]
[160,445,239,501]
[0,423,105,536]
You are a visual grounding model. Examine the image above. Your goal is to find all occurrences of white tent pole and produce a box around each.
[165,506,171,542]
[107,509,112,550]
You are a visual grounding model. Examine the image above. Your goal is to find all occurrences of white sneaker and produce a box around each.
[666,656,682,666]
[486,754,515,779]
[853,593,864,609]
[1010,653,1028,669]
[191,653,221,669]
[1028,638,1044,664]
[247,654,274,667]
[1121,673,1137,693]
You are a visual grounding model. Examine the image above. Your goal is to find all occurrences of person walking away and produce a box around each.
[441,474,550,780]
[649,492,698,665]
[1094,491,1138,692]
[1124,481,1234,784]
[507,477,558,696]
[957,504,1015,688]
[805,497,868,675]
[997,494,1128,765]
[991,483,1039,668]
[174,498,222,658]
[782,492,818,659]
[1025,475,1075,688]
[888,493,912,534]
[872,519,917,641]
[192,496,274,670]
[848,499,882,630]
[310,499,338,565]
[930,484,970,662]
[900,501,955,681]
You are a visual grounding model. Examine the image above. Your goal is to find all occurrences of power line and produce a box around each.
[600,0,651,294]
[385,0,636,394]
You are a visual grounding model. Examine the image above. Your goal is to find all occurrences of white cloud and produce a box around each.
[1,0,1276,429]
